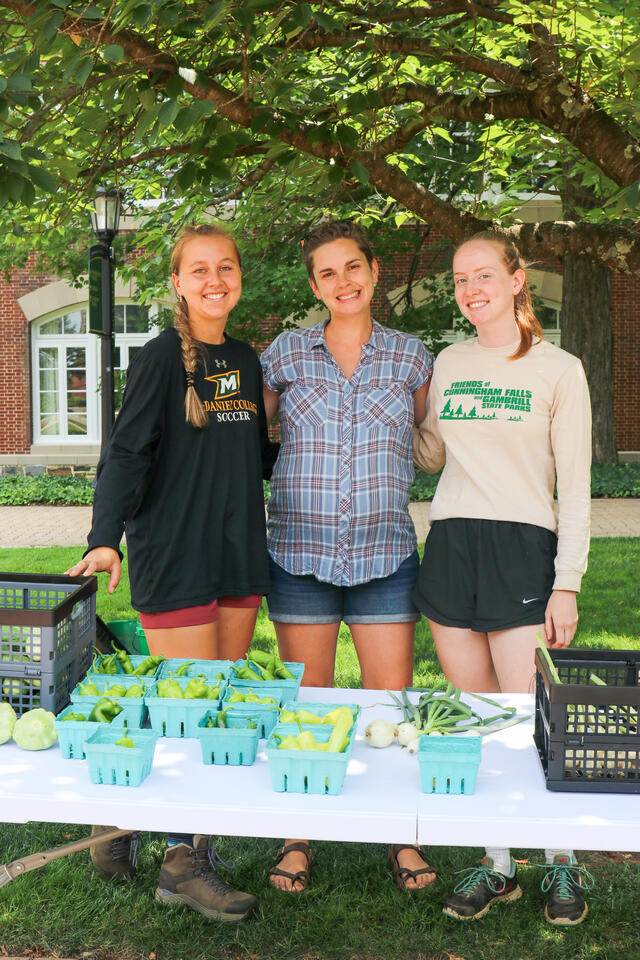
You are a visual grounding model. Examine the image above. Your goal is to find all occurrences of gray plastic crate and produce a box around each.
[0,573,97,715]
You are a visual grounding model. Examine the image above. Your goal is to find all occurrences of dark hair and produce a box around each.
[302,218,374,279]
[171,224,241,428]
[454,231,543,360]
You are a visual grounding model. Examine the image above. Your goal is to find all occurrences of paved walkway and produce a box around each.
[0,500,638,548]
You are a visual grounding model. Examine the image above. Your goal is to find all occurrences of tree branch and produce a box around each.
[377,83,532,121]
[214,156,277,202]
[326,0,513,26]
[279,30,529,88]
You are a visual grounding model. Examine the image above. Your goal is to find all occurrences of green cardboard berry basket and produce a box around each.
[158,658,233,681]
[70,675,146,727]
[84,726,158,787]
[265,723,355,795]
[220,693,280,739]
[145,676,224,737]
[228,659,304,702]
[54,703,130,759]
[88,652,164,680]
[197,712,259,765]
[281,701,360,736]
[418,733,482,795]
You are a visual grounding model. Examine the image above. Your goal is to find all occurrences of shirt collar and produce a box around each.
[308,317,384,352]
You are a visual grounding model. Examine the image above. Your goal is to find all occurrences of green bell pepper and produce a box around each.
[157,676,184,699]
[111,641,134,674]
[115,734,136,748]
[184,677,208,699]
[174,661,195,677]
[88,698,123,723]
[234,660,262,682]
[225,687,246,704]
[92,648,119,674]
[131,654,164,676]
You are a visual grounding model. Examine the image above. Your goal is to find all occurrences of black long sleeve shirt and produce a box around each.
[88,328,276,612]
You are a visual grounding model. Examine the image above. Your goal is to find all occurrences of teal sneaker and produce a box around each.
[541,855,594,926]
[443,857,522,920]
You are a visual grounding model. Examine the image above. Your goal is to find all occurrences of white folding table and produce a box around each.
[2,688,639,866]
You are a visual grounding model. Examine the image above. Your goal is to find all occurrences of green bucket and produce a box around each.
[106,619,150,656]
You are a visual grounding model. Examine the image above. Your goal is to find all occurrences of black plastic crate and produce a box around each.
[534,648,640,793]
[0,573,97,715]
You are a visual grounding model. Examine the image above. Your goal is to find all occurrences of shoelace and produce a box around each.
[110,832,139,869]
[540,862,595,901]
[191,845,235,895]
[453,863,509,896]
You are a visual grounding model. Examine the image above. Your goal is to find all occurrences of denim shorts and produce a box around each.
[266,552,420,625]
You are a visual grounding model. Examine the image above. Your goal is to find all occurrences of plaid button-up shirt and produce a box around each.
[261,319,433,586]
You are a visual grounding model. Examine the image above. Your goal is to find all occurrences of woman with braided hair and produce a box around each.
[66,224,276,923]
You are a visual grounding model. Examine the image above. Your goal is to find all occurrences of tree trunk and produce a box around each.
[561,254,617,463]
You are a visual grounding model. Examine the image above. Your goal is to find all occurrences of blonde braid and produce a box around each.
[173,295,208,428]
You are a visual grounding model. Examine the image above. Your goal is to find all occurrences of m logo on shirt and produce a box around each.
[205,370,240,399]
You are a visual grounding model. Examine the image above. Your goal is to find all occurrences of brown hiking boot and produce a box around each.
[155,836,257,922]
[90,825,138,880]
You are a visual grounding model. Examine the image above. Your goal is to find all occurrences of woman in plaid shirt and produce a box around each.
[261,219,434,894]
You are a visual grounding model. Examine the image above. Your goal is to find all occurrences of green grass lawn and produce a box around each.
[0,539,639,960]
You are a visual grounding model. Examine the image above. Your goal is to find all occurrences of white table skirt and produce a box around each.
[2,688,639,850]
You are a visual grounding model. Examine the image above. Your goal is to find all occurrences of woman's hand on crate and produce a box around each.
[65,547,121,594]
[544,590,579,649]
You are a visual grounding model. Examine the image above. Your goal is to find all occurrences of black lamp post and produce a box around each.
[89,186,122,451]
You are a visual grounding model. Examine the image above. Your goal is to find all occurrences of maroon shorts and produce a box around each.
[139,595,262,630]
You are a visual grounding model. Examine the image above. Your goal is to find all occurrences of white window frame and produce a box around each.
[31,302,158,445]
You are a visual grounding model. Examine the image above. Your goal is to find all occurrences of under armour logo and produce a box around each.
[214,358,227,369]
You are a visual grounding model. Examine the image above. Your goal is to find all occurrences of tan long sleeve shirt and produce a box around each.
[413,337,592,592]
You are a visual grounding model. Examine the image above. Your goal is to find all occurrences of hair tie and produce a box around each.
[186,371,195,387]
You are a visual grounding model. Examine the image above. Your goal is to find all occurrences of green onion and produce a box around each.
[536,632,562,684]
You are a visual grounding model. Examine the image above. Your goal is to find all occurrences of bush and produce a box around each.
[1,462,638,505]
[590,462,640,498]
[410,462,640,502]
[0,474,94,505]
[409,470,442,501]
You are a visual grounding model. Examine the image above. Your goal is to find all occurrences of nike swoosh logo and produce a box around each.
[522,598,539,604]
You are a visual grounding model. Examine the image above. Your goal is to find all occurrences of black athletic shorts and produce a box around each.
[411,518,557,632]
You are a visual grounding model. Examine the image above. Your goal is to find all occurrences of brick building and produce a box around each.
[0,217,638,473]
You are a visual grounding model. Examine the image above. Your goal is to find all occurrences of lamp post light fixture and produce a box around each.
[88,186,122,451]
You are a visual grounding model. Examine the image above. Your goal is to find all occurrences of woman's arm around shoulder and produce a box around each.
[412,348,445,473]
[263,386,280,423]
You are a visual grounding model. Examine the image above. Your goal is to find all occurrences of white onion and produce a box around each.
[364,719,397,748]
[397,722,421,746]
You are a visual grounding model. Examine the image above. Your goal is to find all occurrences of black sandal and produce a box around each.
[269,842,313,893]
[388,844,436,892]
